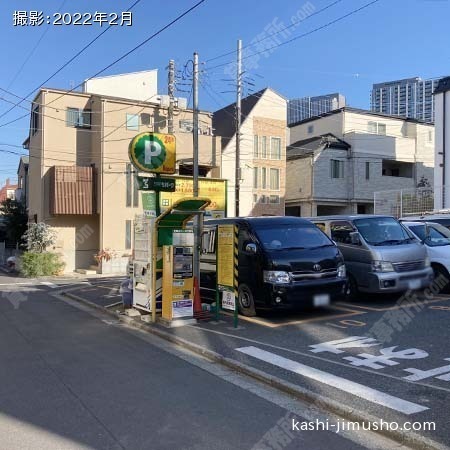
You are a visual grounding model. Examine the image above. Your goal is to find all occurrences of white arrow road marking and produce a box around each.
[236,346,429,415]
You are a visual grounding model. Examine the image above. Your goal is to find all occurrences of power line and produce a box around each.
[0,0,207,130]
[0,0,143,122]
[205,0,344,64]
[205,0,381,73]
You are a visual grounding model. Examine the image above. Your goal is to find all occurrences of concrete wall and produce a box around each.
[289,112,343,143]
[83,70,158,103]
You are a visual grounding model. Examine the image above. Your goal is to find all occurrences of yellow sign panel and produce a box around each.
[160,177,226,215]
[217,224,235,288]
[129,132,176,174]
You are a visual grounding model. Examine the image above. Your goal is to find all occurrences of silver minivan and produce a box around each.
[307,215,433,298]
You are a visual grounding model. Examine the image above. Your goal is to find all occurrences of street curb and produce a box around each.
[61,290,447,450]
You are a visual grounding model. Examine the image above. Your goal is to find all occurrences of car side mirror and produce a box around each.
[349,231,361,245]
[245,243,257,254]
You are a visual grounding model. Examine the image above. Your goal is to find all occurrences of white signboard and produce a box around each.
[222,291,236,311]
[172,299,193,318]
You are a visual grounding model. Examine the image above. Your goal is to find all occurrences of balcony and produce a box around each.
[49,166,96,215]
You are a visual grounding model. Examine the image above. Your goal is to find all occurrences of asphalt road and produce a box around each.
[0,274,398,450]
[61,275,450,448]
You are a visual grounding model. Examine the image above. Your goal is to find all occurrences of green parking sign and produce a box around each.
[129,132,176,174]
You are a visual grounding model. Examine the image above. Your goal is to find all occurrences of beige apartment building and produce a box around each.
[26,70,220,273]
[213,88,287,216]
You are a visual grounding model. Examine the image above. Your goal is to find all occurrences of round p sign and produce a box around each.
[129,132,176,174]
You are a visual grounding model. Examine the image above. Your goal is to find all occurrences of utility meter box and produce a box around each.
[162,230,195,323]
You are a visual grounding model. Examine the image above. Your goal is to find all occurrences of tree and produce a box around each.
[22,222,57,253]
[0,199,28,246]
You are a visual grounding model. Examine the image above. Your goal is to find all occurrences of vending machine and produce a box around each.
[162,230,196,324]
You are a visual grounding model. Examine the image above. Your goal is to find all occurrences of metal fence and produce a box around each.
[0,242,21,265]
[373,186,450,218]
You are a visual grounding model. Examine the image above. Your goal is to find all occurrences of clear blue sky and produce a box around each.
[0,0,449,183]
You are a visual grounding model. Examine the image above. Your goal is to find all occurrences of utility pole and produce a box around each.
[235,39,242,217]
[167,59,175,134]
[192,52,200,293]
[193,52,199,197]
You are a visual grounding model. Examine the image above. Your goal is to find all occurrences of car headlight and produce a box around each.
[263,271,290,284]
[337,264,346,278]
[424,257,431,267]
[371,260,394,273]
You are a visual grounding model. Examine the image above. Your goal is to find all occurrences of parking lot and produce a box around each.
[62,277,450,447]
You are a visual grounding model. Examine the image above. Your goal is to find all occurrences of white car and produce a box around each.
[401,221,450,284]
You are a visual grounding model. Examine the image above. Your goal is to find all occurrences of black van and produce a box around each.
[200,216,347,316]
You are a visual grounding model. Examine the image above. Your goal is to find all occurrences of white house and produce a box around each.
[286,107,435,217]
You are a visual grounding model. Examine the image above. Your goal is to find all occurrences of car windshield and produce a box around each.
[254,224,332,250]
[409,223,450,247]
[354,217,410,246]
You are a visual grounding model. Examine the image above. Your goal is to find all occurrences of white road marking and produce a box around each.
[191,325,450,393]
[40,281,58,289]
[236,346,429,415]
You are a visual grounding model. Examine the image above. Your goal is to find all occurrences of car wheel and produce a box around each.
[346,274,359,301]
[238,284,256,317]
[432,265,450,293]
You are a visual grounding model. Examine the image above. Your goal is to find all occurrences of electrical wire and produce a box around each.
[0,0,143,122]
[205,0,381,73]
[0,0,207,130]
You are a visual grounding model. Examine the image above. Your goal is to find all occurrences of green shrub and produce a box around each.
[20,252,65,277]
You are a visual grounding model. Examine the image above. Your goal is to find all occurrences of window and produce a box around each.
[330,159,344,179]
[307,125,314,134]
[66,108,91,128]
[330,221,354,244]
[125,220,132,250]
[368,121,386,135]
[261,167,267,189]
[259,195,267,204]
[269,168,280,190]
[253,135,259,158]
[179,120,194,132]
[31,104,39,135]
[253,194,258,204]
[368,121,377,133]
[270,137,281,160]
[269,195,280,204]
[126,113,139,131]
[126,164,132,207]
[253,167,259,188]
[365,161,370,180]
[261,136,267,158]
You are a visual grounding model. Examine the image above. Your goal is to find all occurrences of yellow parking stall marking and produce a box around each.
[222,306,366,328]
[337,295,450,312]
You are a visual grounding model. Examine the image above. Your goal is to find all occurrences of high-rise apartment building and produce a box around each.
[287,93,345,125]
[371,76,448,123]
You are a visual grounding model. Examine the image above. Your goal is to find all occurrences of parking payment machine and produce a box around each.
[162,230,196,324]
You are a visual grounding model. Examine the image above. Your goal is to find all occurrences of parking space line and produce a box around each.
[40,281,58,289]
[236,346,429,415]
[189,326,450,394]
[338,295,450,312]
[223,307,366,328]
